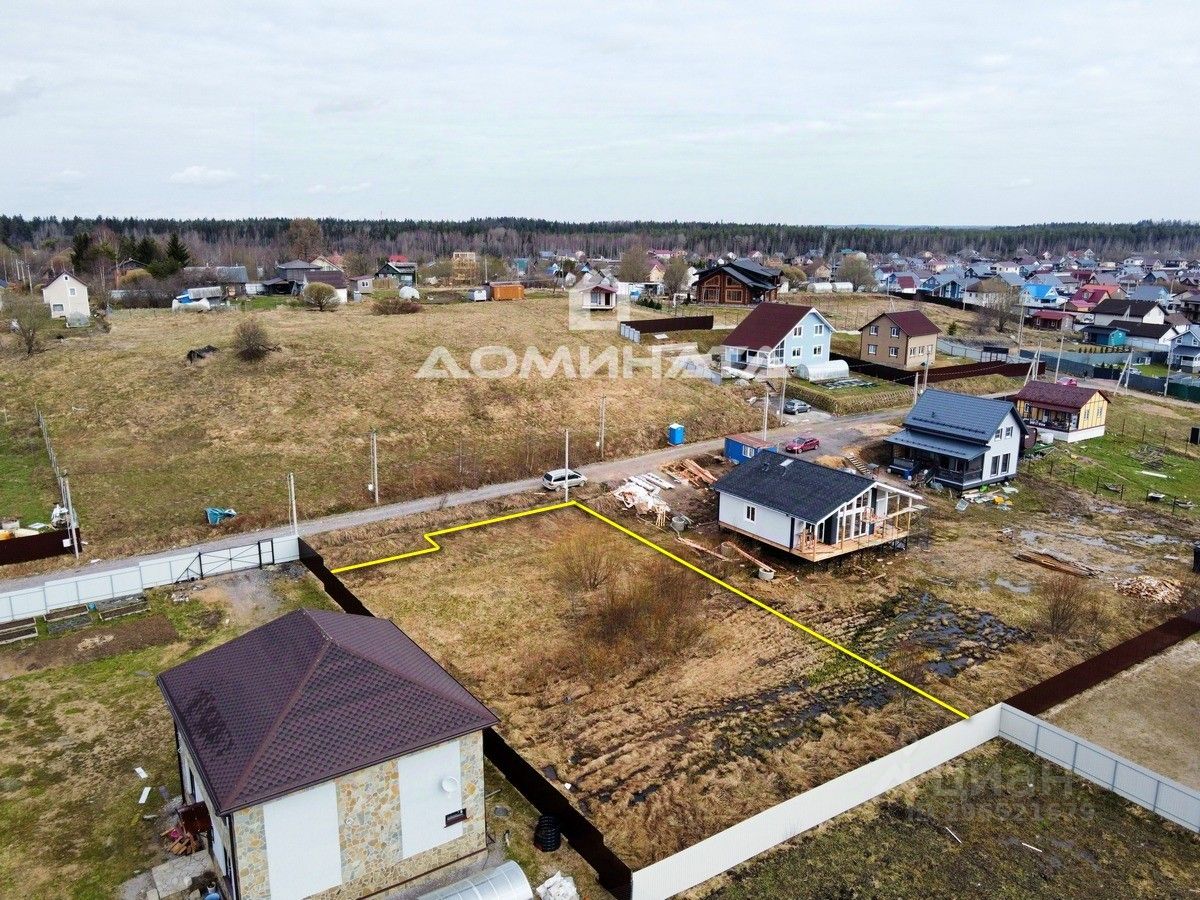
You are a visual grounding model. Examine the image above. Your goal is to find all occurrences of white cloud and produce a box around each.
[168,165,237,186]
[1008,177,1034,188]
[976,53,1012,69]
[46,169,85,184]
[307,181,371,195]
[0,76,40,118]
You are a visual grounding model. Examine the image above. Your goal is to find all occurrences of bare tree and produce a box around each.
[982,279,1020,333]
[837,255,876,292]
[7,295,51,355]
[1037,574,1108,645]
[885,637,929,709]
[618,245,651,282]
[663,255,689,297]
[301,282,340,312]
[286,218,324,260]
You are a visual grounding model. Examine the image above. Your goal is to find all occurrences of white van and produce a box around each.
[542,468,587,491]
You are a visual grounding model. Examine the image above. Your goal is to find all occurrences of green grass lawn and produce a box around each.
[0,568,334,899]
[0,419,58,526]
[706,743,1200,899]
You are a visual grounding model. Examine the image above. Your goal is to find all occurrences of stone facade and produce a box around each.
[226,732,486,899]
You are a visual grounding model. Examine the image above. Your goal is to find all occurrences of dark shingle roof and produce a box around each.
[158,609,497,815]
[720,302,815,351]
[1014,381,1107,412]
[713,450,874,523]
[864,309,940,337]
[1105,319,1175,339]
[305,270,348,289]
[902,388,1021,445]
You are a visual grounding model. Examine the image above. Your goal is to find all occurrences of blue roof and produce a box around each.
[886,429,983,461]
[901,389,1022,446]
[1021,284,1056,300]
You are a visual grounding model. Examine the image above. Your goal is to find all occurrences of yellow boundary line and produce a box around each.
[331,499,969,719]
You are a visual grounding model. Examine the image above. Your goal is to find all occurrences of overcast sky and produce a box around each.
[3,1,1197,225]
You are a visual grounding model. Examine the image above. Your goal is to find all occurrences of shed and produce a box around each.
[490,282,525,301]
[793,359,849,382]
[725,432,775,464]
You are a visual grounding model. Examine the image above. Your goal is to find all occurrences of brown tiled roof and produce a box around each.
[158,609,497,815]
[719,302,815,351]
[864,309,940,337]
[1014,380,1108,412]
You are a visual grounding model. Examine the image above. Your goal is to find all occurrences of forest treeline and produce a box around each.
[3,215,1199,260]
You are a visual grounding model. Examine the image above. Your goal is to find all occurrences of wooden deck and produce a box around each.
[719,520,912,563]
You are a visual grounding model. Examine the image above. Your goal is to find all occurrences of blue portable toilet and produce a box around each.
[667,423,685,446]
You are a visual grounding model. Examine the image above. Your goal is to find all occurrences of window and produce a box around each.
[727,288,743,303]
[1001,453,1011,473]
[814,324,824,335]
[869,325,879,335]
[991,456,1000,476]
[745,504,756,522]
[994,429,1002,440]
[812,345,822,355]
[890,326,901,338]
[792,347,801,358]
[744,448,755,459]
[52,304,64,314]
[1004,426,1013,438]
[445,809,468,827]
[888,346,899,357]
[793,325,803,337]
[68,288,77,296]
[703,287,719,301]
[867,343,878,355]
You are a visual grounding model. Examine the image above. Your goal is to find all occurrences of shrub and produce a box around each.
[371,297,422,315]
[301,282,340,311]
[1037,574,1109,645]
[232,318,276,361]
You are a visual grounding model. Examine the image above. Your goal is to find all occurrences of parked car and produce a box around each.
[784,435,820,453]
[783,398,811,415]
[542,468,587,490]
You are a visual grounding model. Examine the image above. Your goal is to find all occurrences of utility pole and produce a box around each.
[563,430,571,501]
[1054,334,1064,383]
[597,396,606,460]
[369,429,379,504]
[287,473,298,536]
[778,376,787,424]
[761,385,770,440]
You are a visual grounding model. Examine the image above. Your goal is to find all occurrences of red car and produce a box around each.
[785,436,820,453]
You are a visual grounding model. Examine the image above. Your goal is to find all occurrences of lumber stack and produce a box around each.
[1012,549,1099,577]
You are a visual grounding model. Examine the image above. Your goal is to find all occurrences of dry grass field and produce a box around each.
[311,447,1196,869]
[1,296,761,561]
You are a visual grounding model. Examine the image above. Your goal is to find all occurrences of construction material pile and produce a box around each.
[662,459,718,488]
[1113,575,1184,609]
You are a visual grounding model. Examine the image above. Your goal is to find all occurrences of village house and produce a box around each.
[881,272,918,295]
[303,269,349,302]
[157,609,497,900]
[1026,309,1078,332]
[713,451,924,562]
[717,301,833,374]
[858,309,940,370]
[1168,327,1200,373]
[40,272,90,319]
[376,260,417,286]
[570,272,619,310]
[275,259,319,283]
[919,272,964,302]
[1091,297,1166,328]
[693,258,782,304]
[1012,381,1111,443]
[886,389,1026,489]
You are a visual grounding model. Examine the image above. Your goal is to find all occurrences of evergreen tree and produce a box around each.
[70,231,95,273]
[165,232,190,267]
[135,236,160,263]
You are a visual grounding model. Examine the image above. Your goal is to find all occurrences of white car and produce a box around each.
[542,468,587,491]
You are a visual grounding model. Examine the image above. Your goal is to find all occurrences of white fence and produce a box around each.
[628,702,1199,899]
[630,706,1003,899]
[0,536,301,624]
[998,705,1200,832]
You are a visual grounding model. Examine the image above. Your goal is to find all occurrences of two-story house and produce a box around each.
[40,272,90,319]
[694,258,782,304]
[158,609,498,900]
[858,309,941,370]
[1012,381,1110,442]
[717,302,832,373]
[886,389,1026,489]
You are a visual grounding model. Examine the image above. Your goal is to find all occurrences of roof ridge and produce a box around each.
[226,628,332,808]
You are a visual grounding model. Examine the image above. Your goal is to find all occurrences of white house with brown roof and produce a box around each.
[158,609,498,900]
[717,302,833,373]
[40,272,90,319]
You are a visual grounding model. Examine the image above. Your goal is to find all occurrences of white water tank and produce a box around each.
[418,861,533,900]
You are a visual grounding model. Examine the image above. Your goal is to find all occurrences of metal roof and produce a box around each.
[719,302,818,351]
[158,609,498,815]
[713,450,875,523]
[901,388,1021,445]
[886,429,983,461]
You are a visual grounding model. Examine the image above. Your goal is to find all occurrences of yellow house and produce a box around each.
[1013,381,1110,443]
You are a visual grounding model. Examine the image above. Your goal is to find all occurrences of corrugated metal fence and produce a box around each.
[998,705,1200,832]
[0,536,300,623]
